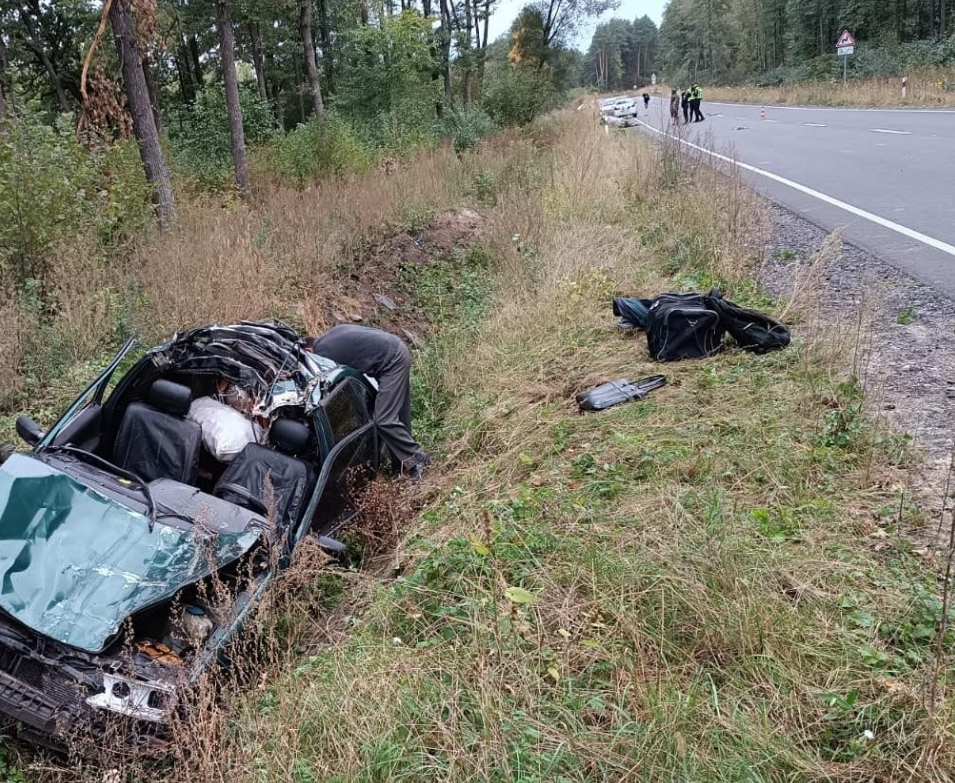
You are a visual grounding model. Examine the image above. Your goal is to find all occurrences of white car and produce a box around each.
[599,96,626,115]
[612,99,638,118]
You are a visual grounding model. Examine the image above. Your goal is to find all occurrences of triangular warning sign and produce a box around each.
[837,29,856,47]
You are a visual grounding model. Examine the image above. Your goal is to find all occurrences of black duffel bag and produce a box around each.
[706,288,791,354]
[646,292,725,361]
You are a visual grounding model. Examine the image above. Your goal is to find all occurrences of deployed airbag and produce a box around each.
[188,396,263,462]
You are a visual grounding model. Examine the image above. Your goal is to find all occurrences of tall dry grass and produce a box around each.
[703,67,955,107]
[0,134,519,428]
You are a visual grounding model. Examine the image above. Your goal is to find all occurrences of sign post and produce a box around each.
[836,29,856,87]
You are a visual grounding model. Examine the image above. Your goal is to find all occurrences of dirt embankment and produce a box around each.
[312,208,484,344]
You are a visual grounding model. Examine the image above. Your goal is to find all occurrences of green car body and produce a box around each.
[0,321,381,749]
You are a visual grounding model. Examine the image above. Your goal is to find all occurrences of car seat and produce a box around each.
[113,379,202,484]
[213,418,316,529]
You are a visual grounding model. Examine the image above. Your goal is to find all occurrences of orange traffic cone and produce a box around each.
[760,106,767,121]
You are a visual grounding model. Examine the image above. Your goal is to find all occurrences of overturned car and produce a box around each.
[0,321,383,748]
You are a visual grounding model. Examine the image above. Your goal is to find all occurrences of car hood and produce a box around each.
[0,454,259,653]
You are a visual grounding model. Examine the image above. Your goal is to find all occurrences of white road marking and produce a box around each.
[635,119,955,259]
[871,128,911,135]
[803,122,827,127]
[707,101,955,114]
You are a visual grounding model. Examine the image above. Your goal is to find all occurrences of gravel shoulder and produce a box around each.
[759,203,955,537]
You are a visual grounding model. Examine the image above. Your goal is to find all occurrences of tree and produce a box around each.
[216,0,250,196]
[0,21,7,121]
[16,3,72,112]
[335,10,438,126]
[537,0,618,46]
[584,19,629,88]
[110,0,176,225]
[509,5,549,65]
[247,19,269,101]
[299,0,325,117]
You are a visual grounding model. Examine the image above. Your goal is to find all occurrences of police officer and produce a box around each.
[691,82,705,122]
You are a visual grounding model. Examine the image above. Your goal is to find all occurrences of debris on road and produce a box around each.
[576,375,667,412]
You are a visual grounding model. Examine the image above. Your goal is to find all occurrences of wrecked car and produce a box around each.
[0,320,383,748]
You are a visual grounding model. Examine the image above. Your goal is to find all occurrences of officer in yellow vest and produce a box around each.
[690,83,705,122]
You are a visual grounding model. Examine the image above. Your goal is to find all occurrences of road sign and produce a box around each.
[836,29,855,86]
[836,29,856,48]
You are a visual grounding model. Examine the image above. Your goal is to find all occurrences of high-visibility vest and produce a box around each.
[694,87,703,100]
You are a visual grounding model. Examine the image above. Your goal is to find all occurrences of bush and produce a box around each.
[898,34,955,67]
[436,104,498,152]
[170,86,275,189]
[355,98,439,154]
[0,110,150,292]
[251,115,370,185]
[482,66,561,126]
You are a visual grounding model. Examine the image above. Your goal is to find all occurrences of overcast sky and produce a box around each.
[486,0,668,50]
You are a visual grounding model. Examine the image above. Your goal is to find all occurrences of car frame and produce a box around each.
[0,320,382,750]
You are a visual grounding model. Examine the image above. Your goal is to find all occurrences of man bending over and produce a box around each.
[306,325,430,479]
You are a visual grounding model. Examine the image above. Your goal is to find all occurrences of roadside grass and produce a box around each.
[126,109,954,782]
[11,107,955,782]
[702,67,955,108]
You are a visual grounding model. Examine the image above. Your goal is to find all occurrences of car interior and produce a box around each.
[41,369,324,537]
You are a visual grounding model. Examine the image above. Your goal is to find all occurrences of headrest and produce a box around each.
[147,379,193,417]
[270,418,310,456]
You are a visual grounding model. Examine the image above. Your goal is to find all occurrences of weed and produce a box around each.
[897,306,918,325]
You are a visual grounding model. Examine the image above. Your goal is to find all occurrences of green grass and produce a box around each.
[190,111,953,783]
[897,307,919,325]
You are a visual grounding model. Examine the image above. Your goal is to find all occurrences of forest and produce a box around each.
[580,0,955,90]
[0,0,597,224]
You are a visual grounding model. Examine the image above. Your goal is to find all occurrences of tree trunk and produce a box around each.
[142,56,163,135]
[176,36,197,104]
[439,0,452,107]
[217,2,250,197]
[18,7,71,113]
[248,22,269,101]
[189,35,204,88]
[462,0,473,103]
[299,0,325,118]
[0,28,7,122]
[110,0,176,226]
[317,0,335,94]
[265,48,283,124]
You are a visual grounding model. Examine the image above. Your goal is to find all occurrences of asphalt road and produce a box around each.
[635,98,955,298]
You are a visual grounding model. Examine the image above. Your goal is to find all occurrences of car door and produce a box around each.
[308,377,379,535]
[38,336,137,451]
